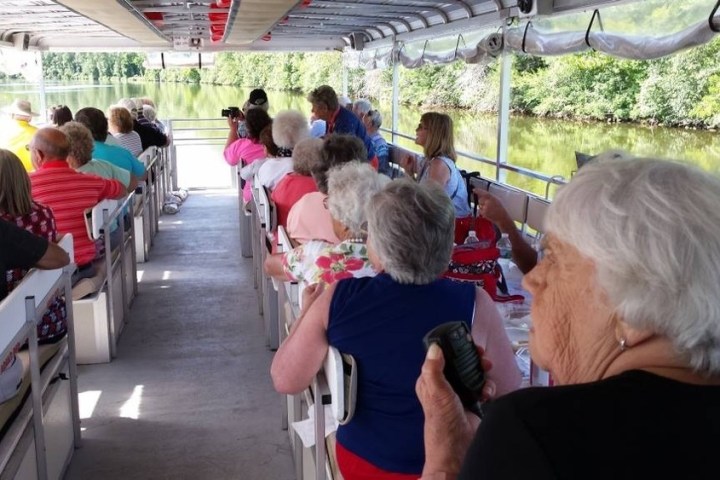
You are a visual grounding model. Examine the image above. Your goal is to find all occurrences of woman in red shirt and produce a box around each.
[271,137,323,228]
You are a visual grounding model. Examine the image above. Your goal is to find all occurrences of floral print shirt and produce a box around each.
[282,240,376,286]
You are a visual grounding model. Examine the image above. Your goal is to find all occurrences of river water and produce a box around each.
[1,81,717,196]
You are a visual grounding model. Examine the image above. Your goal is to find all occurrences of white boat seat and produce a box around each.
[324,347,357,426]
[526,195,550,234]
[488,182,529,225]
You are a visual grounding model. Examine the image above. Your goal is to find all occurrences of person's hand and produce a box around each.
[300,283,324,315]
[399,153,417,176]
[475,190,513,231]
[226,115,237,128]
[416,344,495,478]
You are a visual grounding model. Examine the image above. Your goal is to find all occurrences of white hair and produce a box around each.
[116,98,137,119]
[143,105,157,122]
[546,156,720,374]
[366,110,382,129]
[272,110,309,149]
[353,99,372,115]
[366,179,454,285]
[327,162,386,238]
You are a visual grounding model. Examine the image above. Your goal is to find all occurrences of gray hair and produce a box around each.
[272,110,309,149]
[291,137,323,176]
[60,121,94,166]
[143,105,157,122]
[328,162,386,238]
[546,157,720,374]
[353,99,372,115]
[116,98,137,119]
[366,179,454,285]
[365,110,382,129]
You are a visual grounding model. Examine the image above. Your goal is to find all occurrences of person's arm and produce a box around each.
[35,242,70,270]
[426,157,451,188]
[470,288,522,396]
[225,115,240,151]
[127,174,140,193]
[270,283,334,394]
[127,153,148,181]
[416,344,484,480]
[0,220,69,271]
[100,178,127,200]
[476,190,537,274]
[399,153,418,178]
[264,252,294,281]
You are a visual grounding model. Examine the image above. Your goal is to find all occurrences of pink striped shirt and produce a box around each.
[30,161,124,265]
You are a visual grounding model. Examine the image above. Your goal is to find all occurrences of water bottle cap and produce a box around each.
[468,230,476,236]
[501,233,509,238]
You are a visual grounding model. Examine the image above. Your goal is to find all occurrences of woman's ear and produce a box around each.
[615,319,655,348]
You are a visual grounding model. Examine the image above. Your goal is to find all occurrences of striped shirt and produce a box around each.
[111,131,143,157]
[30,161,124,266]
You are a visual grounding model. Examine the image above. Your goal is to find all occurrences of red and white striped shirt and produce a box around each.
[30,161,124,266]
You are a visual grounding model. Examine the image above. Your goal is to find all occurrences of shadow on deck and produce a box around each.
[64,188,293,480]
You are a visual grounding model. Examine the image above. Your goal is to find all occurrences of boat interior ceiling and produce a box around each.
[0,0,639,53]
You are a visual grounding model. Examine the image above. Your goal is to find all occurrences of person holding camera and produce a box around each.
[224,108,272,204]
[416,156,720,479]
[271,179,520,480]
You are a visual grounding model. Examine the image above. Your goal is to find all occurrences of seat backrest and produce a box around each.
[324,347,357,425]
[90,199,120,239]
[526,195,550,234]
[469,176,491,193]
[256,183,269,228]
[488,183,529,225]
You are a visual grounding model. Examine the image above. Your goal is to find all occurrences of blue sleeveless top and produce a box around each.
[327,273,476,474]
[419,155,472,218]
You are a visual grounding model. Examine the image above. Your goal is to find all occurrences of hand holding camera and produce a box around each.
[222,107,244,126]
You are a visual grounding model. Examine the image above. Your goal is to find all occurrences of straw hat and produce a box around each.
[3,99,39,117]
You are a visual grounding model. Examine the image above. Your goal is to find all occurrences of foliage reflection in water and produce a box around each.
[1,81,717,198]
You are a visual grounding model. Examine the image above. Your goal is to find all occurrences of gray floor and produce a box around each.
[64,189,294,480]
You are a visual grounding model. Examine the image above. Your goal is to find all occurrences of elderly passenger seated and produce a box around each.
[29,128,125,282]
[50,105,73,127]
[271,179,520,480]
[265,162,383,286]
[257,110,309,190]
[270,137,322,228]
[61,121,136,192]
[108,105,143,157]
[287,134,367,245]
[417,157,720,479]
[0,149,68,345]
[363,109,391,176]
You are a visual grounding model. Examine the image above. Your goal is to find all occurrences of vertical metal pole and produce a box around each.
[63,265,83,448]
[37,52,48,124]
[103,209,117,358]
[26,296,49,480]
[391,45,400,145]
[341,59,348,97]
[495,28,512,183]
[314,376,326,480]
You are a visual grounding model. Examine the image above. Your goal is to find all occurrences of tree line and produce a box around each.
[29,40,720,128]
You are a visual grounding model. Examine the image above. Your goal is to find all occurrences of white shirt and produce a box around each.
[256,157,294,190]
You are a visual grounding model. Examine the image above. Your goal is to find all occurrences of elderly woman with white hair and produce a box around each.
[271,179,520,480]
[256,110,309,190]
[417,157,720,480]
[363,109,391,176]
[265,161,382,286]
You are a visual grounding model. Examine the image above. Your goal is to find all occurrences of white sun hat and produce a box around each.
[3,99,39,117]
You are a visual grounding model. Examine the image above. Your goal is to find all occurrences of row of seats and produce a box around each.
[70,145,169,365]
[0,235,80,480]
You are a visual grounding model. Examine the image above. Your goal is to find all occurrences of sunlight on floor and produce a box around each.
[137,270,144,283]
[79,390,102,420]
[119,385,144,420]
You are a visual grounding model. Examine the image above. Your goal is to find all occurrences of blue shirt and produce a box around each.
[92,141,146,177]
[419,155,472,218]
[327,273,475,474]
[329,107,376,161]
[369,132,390,176]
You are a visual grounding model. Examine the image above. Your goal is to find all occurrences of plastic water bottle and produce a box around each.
[464,230,480,245]
[497,233,512,259]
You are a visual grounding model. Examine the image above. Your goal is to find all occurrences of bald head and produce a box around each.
[30,128,70,167]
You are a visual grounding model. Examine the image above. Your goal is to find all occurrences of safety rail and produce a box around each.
[0,235,80,480]
[382,128,567,200]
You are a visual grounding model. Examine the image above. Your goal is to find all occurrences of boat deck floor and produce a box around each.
[64,189,294,480]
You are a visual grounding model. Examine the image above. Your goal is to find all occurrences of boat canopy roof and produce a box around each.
[0,0,717,61]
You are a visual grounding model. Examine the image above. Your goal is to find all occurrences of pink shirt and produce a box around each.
[271,174,318,228]
[286,192,340,245]
[224,138,265,202]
